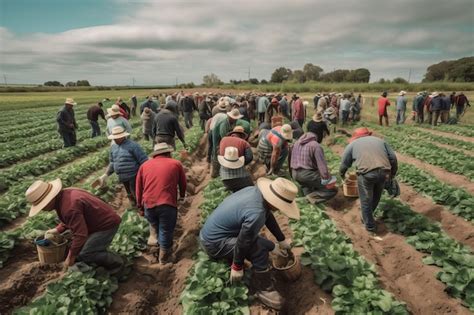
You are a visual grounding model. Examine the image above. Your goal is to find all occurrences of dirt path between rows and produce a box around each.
[415,127,474,143]
[107,136,210,315]
[429,142,474,157]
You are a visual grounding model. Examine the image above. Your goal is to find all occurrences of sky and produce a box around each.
[0,0,473,85]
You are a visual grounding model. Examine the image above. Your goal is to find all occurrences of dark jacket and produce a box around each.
[151,109,185,143]
[140,100,159,114]
[430,96,443,111]
[306,120,330,143]
[182,97,196,113]
[87,105,105,121]
[57,105,77,133]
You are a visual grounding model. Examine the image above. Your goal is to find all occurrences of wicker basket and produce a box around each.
[35,236,68,264]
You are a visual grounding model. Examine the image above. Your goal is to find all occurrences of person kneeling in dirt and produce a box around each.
[339,127,398,234]
[199,177,300,310]
[218,127,254,192]
[289,131,337,204]
[135,143,186,264]
[257,124,293,176]
[97,126,148,206]
[25,178,123,273]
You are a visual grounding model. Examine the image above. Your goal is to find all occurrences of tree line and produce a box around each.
[44,80,91,87]
[423,57,473,82]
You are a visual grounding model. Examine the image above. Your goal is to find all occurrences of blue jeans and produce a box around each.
[145,205,178,250]
[89,120,101,138]
[396,109,406,125]
[357,169,388,232]
[200,235,274,271]
[59,130,76,147]
[77,226,123,272]
[183,111,193,129]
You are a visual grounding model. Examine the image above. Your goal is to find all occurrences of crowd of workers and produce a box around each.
[27,88,471,310]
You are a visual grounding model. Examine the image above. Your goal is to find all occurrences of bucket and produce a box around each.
[271,115,283,128]
[35,236,68,264]
[343,172,358,197]
[272,251,302,282]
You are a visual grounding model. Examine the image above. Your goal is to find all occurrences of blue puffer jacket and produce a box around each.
[430,96,443,111]
[107,139,148,182]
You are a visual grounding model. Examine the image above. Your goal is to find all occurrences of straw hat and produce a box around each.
[280,124,293,141]
[399,91,406,96]
[228,126,247,138]
[150,142,174,157]
[107,126,130,140]
[227,108,243,120]
[65,98,76,106]
[257,177,300,220]
[431,92,439,98]
[313,112,323,122]
[107,104,123,116]
[303,101,309,106]
[217,146,244,169]
[350,127,372,143]
[26,178,62,217]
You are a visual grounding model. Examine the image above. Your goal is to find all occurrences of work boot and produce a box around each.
[149,246,160,264]
[147,224,158,246]
[159,248,173,264]
[251,268,284,310]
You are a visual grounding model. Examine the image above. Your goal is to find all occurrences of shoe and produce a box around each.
[251,268,284,310]
[147,224,158,246]
[149,246,160,264]
[159,248,173,264]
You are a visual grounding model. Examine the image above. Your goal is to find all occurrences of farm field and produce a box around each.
[0,88,473,315]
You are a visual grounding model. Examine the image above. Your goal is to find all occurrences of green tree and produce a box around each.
[202,73,223,86]
[392,77,408,84]
[290,70,306,83]
[302,63,323,81]
[76,80,91,86]
[270,67,292,83]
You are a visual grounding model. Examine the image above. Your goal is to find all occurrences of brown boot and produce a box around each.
[251,268,284,310]
[159,248,173,264]
[147,224,158,246]
[149,246,160,264]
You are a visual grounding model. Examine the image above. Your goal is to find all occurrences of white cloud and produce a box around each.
[0,0,473,84]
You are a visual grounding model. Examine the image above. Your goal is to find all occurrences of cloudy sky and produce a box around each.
[0,0,473,85]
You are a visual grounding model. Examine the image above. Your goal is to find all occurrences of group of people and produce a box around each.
[40,89,403,310]
[377,90,470,126]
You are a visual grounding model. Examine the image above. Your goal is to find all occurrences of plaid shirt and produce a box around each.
[220,165,250,180]
[290,133,330,179]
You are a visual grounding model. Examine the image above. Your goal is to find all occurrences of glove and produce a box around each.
[45,228,59,236]
[272,243,289,257]
[230,264,244,284]
[98,174,108,187]
[278,239,291,251]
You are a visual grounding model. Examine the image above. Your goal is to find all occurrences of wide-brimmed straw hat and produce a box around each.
[399,91,407,96]
[26,178,62,217]
[227,108,243,120]
[107,104,123,116]
[65,98,76,106]
[107,126,130,140]
[150,142,174,157]
[313,112,323,122]
[431,92,439,98]
[280,124,293,141]
[228,126,247,138]
[217,146,244,169]
[350,127,372,142]
[257,177,300,220]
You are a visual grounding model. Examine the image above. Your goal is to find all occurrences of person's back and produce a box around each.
[396,96,407,110]
[257,97,269,113]
[107,116,131,135]
[110,139,147,181]
[200,186,265,243]
[340,99,351,112]
[342,136,391,174]
[307,120,329,143]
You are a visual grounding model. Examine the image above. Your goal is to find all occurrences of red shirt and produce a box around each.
[377,97,390,116]
[55,189,121,259]
[219,136,250,156]
[135,155,187,209]
[292,99,305,120]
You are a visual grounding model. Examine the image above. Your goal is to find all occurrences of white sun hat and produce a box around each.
[217,146,244,169]
[150,142,174,157]
[107,126,130,140]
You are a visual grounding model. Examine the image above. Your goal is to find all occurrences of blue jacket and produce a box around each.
[199,186,284,266]
[107,139,148,182]
[430,96,443,111]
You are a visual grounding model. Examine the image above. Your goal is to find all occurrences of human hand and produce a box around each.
[278,239,292,251]
[230,264,244,284]
[272,243,289,257]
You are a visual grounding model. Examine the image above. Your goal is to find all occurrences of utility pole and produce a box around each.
[132,77,135,86]
[248,66,251,80]
[407,68,412,83]
[3,74,7,86]
[175,77,178,87]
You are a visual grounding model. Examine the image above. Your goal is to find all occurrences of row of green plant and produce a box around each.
[0,119,141,191]
[397,163,473,222]
[365,123,474,181]
[422,124,474,138]
[181,179,250,315]
[403,126,474,151]
[376,198,474,311]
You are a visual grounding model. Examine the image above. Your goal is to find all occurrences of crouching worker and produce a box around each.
[218,126,254,192]
[97,126,148,206]
[25,178,123,272]
[199,177,300,310]
[136,143,187,264]
[289,131,337,203]
[257,124,293,176]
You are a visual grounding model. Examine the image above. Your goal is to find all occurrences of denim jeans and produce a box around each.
[200,235,274,271]
[121,176,136,205]
[262,147,288,173]
[59,130,76,147]
[89,120,101,138]
[183,111,193,129]
[292,169,337,200]
[341,110,349,125]
[396,109,406,125]
[145,205,178,250]
[77,226,123,272]
[357,168,388,232]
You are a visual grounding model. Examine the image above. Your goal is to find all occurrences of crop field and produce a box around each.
[0,88,472,314]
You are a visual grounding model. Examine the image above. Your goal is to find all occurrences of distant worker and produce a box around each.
[182,93,196,129]
[453,92,470,120]
[57,98,78,147]
[257,94,269,124]
[140,107,156,144]
[26,178,123,272]
[131,95,138,117]
[292,95,305,127]
[116,97,130,119]
[429,92,442,126]
[377,91,390,126]
[140,96,159,114]
[87,101,106,138]
[97,126,148,206]
[151,108,186,149]
[106,104,132,136]
[307,111,330,143]
[136,143,186,264]
[340,127,398,234]
[199,177,300,310]
[395,91,407,125]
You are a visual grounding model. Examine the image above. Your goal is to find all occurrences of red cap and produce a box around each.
[271,98,279,104]
[350,127,372,142]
